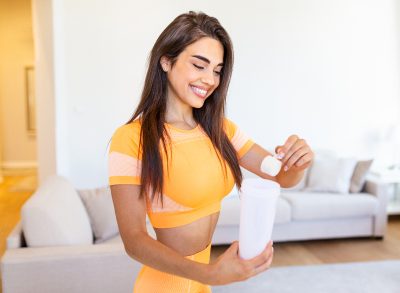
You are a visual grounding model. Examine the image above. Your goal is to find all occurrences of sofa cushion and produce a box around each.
[102,234,123,244]
[304,157,357,193]
[78,187,119,244]
[219,194,291,225]
[281,191,378,220]
[101,221,156,245]
[350,159,373,193]
[21,175,93,247]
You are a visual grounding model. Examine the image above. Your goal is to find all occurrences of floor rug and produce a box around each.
[212,260,400,293]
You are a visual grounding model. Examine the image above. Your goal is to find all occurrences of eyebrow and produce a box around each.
[192,55,224,67]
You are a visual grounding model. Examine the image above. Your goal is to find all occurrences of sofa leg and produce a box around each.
[373,236,384,240]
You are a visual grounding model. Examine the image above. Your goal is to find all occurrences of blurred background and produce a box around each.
[1,0,399,188]
[1,2,400,292]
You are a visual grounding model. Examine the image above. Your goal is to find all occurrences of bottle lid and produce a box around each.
[260,155,282,176]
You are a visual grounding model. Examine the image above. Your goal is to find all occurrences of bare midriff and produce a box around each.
[154,212,220,256]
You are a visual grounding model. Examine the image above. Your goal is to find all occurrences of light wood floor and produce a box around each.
[211,217,400,266]
[1,173,400,292]
[0,173,37,257]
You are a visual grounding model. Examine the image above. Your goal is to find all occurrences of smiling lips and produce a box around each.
[190,85,208,98]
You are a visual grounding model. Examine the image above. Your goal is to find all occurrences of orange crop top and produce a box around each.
[108,118,254,228]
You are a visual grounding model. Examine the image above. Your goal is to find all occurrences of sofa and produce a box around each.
[1,155,390,293]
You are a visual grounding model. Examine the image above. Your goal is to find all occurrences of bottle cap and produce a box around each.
[260,155,282,176]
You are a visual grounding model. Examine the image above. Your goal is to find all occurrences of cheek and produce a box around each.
[169,68,191,88]
[216,77,221,87]
[213,77,221,89]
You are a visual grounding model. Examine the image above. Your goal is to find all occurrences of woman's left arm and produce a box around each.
[239,135,314,188]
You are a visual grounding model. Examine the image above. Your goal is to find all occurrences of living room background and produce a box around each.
[32,0,400,188]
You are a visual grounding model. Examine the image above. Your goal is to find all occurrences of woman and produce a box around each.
[108,11,313,292]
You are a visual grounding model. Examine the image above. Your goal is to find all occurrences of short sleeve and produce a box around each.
[108,122,142,185]
[224,118,255,159]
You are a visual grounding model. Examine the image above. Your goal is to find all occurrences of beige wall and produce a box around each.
[0,0,37,170]
[0,138,2,182]
[0,92,2,182]
[32,0,57,183]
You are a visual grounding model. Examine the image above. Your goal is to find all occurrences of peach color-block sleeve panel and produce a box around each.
[108,122,142,186]
[224,118,255,159]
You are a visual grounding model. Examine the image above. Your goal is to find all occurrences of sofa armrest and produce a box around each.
[363,177,390,237]
[6,221,26,249]
[1,243,141,293]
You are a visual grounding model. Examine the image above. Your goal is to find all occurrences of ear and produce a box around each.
[160,56,171,72]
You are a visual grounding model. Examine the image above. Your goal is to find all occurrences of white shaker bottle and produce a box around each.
[239,178,280,259]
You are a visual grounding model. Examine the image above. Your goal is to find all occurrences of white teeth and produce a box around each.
[191,86,207,97]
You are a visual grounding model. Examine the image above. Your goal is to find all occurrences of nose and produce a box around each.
[201,69,216,86]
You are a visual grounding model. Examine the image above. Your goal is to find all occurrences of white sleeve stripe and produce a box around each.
[231,128,250,151]
[108,151,141,177]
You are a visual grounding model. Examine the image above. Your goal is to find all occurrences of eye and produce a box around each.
[214,71,222,76]
[193,64,204,70]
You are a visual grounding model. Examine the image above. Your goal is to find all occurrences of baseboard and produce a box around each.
[1,161,38,176]
[1,161,38,169]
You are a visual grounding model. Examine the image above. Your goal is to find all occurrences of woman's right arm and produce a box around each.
[110,184,274,285]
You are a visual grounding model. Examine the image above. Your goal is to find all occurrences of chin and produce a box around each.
[192,103,205,109]
[187,97,206,109]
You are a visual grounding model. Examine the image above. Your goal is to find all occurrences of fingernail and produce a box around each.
[277,153,285,159]
[284,166,288,172]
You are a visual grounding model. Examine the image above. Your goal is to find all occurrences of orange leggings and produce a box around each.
[133,243,212,293]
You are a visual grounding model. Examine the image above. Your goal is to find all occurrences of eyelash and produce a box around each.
[193,64,221,76]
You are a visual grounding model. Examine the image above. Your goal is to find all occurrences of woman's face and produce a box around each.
[161,37,224,109]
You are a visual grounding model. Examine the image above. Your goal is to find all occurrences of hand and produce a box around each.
[275,135,314,173]
[207,240,274,285]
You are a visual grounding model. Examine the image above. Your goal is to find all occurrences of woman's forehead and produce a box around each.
[182,37,224,64]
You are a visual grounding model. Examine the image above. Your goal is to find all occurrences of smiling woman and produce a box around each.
[160,39,224,109]
[108,11,291,293]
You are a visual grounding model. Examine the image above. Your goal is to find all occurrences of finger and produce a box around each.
[275,145,283,155]
[284,145,309,170]
[218,241,239,262]
[279,135,299,160]
[281,138,305,165]
[274,146,286,160]
[253,248,274,275]
[247,240,273,267]
[295,152,313,167]
[228,241,239,254]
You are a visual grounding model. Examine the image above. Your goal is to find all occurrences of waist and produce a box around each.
[185,242,212,262]
[154,211,219,256]
[148,200,222,228]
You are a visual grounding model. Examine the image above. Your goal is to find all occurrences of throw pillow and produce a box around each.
[78,186,119,243]
[21,176,93,247]
[282,149,336,191]
[349,159,373,193]
[304,157,357,193]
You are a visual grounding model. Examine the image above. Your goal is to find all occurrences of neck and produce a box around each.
[165,89,196,126]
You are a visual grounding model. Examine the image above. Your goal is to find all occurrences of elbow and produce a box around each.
[122,230,148,260]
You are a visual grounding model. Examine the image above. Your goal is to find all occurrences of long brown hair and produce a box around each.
[127,11,243,202]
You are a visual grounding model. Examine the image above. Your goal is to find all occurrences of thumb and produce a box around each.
[227,241,239,255]
[275,146,283,155]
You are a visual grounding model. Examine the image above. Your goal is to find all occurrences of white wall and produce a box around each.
[36,0,400,188]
